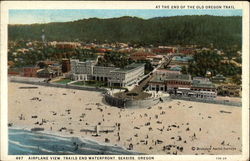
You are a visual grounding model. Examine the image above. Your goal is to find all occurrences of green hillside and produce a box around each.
[8,15,242,49]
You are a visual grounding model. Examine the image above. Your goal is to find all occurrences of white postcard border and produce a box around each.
[1,1,249,161]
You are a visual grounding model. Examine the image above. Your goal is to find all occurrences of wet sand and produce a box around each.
[8,82,242,155]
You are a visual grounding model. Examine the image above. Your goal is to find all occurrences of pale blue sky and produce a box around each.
[9,9,242,24]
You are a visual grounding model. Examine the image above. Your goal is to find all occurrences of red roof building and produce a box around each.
[152,48,176,54]
[62,59,71,73]
[130,52,156,61]
[179,48,194,55]
[22,66,39,77]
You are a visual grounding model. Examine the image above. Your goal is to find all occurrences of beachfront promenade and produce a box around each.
[9,76,241,108]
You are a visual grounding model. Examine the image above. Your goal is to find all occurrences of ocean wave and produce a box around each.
[10,129,72,142]
[9,140,54,154]
[56,150,76,155]
[9,132,28,135]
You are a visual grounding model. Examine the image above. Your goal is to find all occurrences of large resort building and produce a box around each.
[70,59,145,87]
[149,73,192,92]
[148,71,217,99]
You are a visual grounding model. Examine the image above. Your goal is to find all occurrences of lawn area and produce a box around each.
[73,80,107,87]
[54,78,72,84]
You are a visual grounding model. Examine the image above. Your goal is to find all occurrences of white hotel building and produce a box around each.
[70,59,145,87]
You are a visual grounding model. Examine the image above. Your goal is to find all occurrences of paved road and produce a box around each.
[131,54,174,93]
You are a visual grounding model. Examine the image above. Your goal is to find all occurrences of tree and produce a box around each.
[181,66,188,74]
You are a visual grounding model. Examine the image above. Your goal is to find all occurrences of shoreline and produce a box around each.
[8,82,242,155]
[9,127,141,155]
[8,126,130,149]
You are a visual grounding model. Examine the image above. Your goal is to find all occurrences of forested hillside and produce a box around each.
[8,15,242,49]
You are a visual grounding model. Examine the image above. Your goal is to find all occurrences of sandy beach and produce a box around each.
[8,82,242,155]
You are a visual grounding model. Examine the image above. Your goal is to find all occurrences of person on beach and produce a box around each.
[118,123,120,131]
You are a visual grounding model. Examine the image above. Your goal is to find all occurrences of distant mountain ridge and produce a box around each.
[8,15,242,49]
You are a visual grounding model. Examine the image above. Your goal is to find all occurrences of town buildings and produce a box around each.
[155,69,181,75]
[152,47,176,54]
[70,59,145,87]
[178,47,195,55]
[170,56,193,66]
[8,68,21,76]
[7,60,63,78]
[48,42,81,49]
[148,73,192,92]
[129,52,156,61]
[190,77,217,99]
[22,66,39,77]
[36,60,62,78]
[167,65,183,72]
[211,74,226,83]
[37,68,57,78]
[217,84,241,97]
[62,58,71,73]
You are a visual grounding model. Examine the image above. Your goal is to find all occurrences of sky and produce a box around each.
[9,9,242,24]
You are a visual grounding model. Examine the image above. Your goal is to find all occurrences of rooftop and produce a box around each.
[192,83,216,88]
[150,74,191,83]
[168,65,182,71]
[172,56,193,62]
[112,63,145,73]
[22,66,39,68]
[192,79,216,88]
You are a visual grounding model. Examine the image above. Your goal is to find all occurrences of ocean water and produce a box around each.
[9,128,142,155]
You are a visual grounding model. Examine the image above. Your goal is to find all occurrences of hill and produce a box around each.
[8,15,242,49]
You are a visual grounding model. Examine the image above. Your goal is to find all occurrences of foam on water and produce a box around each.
[9,128,142,155]
[9,140,54,153]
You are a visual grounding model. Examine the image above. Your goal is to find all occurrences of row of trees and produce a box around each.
[181,50,241,85]
[97,52,132,68]
[97,51,153,73]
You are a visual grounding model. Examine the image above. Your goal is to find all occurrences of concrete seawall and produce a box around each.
[104,94,126,108]
[104,93,171,109]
